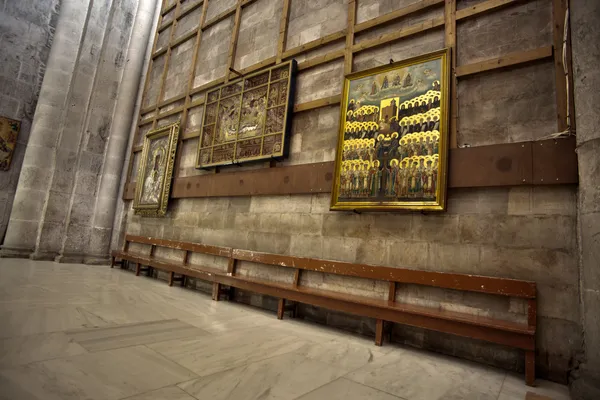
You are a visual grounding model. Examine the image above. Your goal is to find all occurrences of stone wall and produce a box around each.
[0,0,60,242]
[1,0,159,262]
[122,0,580,383]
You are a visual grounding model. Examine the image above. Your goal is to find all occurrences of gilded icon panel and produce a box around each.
[133,122,179,217]
[195,60,297,168]
[331,49,450,211]
[0,116,21,171]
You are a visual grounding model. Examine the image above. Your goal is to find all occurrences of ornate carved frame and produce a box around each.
[133,122,180,217]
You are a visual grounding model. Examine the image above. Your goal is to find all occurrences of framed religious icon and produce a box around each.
[0,116,21,171]
[196,60,297,168]
[133,122,179,217]
[330,49,450,211]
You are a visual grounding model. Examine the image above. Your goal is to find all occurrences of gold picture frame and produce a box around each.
[0,116,21,171]
[330,48,450,211]
[195,60,297,168]
[133,122,180,217]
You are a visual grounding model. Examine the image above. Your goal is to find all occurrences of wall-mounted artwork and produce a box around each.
[0,116,21,171]
[196,60,297,168]
[331,49,450,211]
[134,122,179,217]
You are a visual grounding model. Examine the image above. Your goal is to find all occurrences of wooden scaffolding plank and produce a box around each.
[354,0,445,33]
[455,46,553,77]
[344,0,357,75]
[445,0,458,148]
[276,0,291,63]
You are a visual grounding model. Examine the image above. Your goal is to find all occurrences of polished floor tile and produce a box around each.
[122,386,198,400]
[148,326,307,377]
[0,331,87,366]
[66,319,208,352]
[0,345,197,400]
[297,377,403,400]
[0,259,572,400]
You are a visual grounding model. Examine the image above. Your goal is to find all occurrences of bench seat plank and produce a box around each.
[217,274,535,350]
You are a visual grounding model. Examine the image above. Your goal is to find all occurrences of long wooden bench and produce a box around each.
[111,235,537,385]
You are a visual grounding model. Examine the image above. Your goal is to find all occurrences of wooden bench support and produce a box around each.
[277,299,286,320]
[526,350,535,386]
[375,319,384,346]
[212,282,222,301]
[111,235,538,385]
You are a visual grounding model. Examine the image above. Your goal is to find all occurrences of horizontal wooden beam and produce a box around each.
[171,161,334,198]
[293,95,341,113]
[297,49,345,71]
[456,0,527,21]
[178,0,204,20]
[202,6,236,31]
[282,30,346,59]
[161,2,176,16]
[352,17,444,53]
[354,0,444,33]
[455,46,553,77]
[123,138,577,200]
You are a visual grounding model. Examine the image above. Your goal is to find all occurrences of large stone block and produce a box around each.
[247,231,291,254]
[9,188,46,222]
[387,240,429,269]
[427,242,480,274]
[537,282,581,323]
[322,212,372,238]
[458,62,556,146]
[279,213,323,236]
[411,215,459,244]
[290,234,324,259]
[369,213,413,239]
[321,236,360,262]
[577,139,600,213]
[581,211,600,292]
[250,195,312,214]
[532,186,577,216]
[356,238,389,265]
[480,246,578,285]
[582,289,600,373]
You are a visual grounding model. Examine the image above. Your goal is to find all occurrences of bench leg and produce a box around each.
[277,299,285,320]
[181,275,186,287]
[525,350,535,386]
[135,263,140,276]
[375,319,384,346]
[168,271,174,287]
[212,282,221,301]
[110,256,115,268]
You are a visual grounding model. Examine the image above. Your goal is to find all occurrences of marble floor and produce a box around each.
[0,259,571,400]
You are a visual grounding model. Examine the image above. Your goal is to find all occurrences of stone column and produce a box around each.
[0,0,89,258]
[86,0,159,263]
[570,0,600,398]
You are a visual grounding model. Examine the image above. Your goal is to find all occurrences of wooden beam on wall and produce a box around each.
[225,1,243,82]
[352,17,445,53]
[445,0,458,149]
[552,0,574,133]
[344,0,357,75]
[276,0,291,63]
[354,0,444,33]
[455,46,553,77]
[123,139,578,200]
[293,95,342,113]
[282,30,346,59]
[173,0,209,178]
[456,0,527,20]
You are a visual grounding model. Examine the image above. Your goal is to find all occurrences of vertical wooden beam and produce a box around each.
[155,2,181,119]
[110,256,116,268]
[552,0,574,133]
[293,269,301,287]
[227,257,237,275]
[388,281,396,302]
[375,319,384,346]
[525,350,535,386]
[173,0,210,176]
[277,298,285,320]
[168,271,174,286]
[445,0,458,148]
[212,282,221,301]
[344,0,357,75]
[135,263,141,276]
[225,1,243,82]
[276,0,291,63]
[527,298,537,329]
[182,250,190,265]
